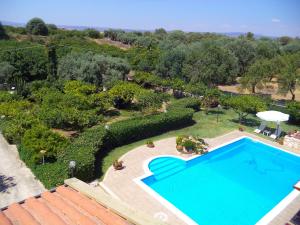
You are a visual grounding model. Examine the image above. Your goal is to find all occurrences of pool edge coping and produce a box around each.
[134,135,300,225]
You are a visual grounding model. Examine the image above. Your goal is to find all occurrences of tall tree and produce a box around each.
[156,45,186,79]
[183,42,239,86]
[26,18,48,36]
[278,36,292,46]
[58,52,130,88]
[246,32,254,41]
[277,53,300,100]
[226,39,256,76]
[0,46,49,81]
[255,40,281,59]
[240,59,268,93]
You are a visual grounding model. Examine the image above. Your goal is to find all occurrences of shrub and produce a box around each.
[36,87,101,129]
[57,126,107,181]
[0,91,20,102]
[1,113,41,144]
[31,162,68,189]
[0,100,32,118]
[112,160,124,170]
[18,144,69,188]
[109,81,142,108]
[286,101,300,124]
[146,140,155,148]
[182,139,196,150]
[168,98,201,111]
[85,29,100,38]
[21,125,69,164]
[136,91,169,113]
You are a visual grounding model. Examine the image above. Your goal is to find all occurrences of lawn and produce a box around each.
[98,108,300,180]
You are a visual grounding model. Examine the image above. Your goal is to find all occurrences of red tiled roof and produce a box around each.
[0,186,130,225]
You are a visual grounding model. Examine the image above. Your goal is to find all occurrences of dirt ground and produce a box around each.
[218,81,300,102]
[91,38,131,50]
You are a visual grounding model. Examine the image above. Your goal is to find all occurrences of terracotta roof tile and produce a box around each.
[0,211,12,225]
[0,186,130,225]
[56,186,127,225]
[41,191,95,225]
[5,203,40,225]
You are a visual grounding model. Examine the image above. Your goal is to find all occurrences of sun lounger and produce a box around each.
[254,123,266,133]
[270,127,282,139]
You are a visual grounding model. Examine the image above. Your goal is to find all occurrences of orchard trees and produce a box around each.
[183,42,239,86]
[277,53,300,101]
[226,39,256,75]
[57,52,130,88]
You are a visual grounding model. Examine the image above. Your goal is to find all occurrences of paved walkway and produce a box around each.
[0,134,45,208]
[101,130,300,225]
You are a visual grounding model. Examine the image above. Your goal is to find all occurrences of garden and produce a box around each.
[0,18,299,188]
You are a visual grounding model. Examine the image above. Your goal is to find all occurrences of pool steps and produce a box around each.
[149,158,186,180]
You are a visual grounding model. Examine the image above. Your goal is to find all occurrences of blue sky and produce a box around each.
[0,0,299,37]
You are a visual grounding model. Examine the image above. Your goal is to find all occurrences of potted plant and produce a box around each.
[146,140,155,148]
[182,140,195,152]
[176,136,184,152]
[277,138,284,145]
[238,126,245,132]
[176,145,184,152]
[113,160,124,170]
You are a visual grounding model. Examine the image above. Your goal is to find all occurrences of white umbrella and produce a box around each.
[256,111,289,138]
[256,111,289,123]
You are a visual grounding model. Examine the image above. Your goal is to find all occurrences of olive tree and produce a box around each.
[277,53,300,101]
[57,52,130,88]
[226,39,256,75]
[183,42,239,86]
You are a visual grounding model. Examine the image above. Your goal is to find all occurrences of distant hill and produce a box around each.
[0,20,277,38]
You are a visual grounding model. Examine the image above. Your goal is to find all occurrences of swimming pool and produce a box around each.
[140,137,300,225]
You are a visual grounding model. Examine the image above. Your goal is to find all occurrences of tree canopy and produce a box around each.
[26,18,49,36]
[57,52,130,88]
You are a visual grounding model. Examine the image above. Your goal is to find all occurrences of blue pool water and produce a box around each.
[142,138,300,225]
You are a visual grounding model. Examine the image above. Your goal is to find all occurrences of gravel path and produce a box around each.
[0,134,45,208]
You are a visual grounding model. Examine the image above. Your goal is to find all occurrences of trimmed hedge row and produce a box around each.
[58,126,107,181]
[19,145,68,188]
[60,107,194,182]
[20,101,195,188]
[107,108,194,147]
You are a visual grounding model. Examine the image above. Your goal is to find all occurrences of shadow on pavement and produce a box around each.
[0,174,16,193]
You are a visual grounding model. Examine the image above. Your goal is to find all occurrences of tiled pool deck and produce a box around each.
[100,130,300,225]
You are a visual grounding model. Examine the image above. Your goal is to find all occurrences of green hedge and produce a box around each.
[58,126,107,181]
[19,144,68,189]
[107,108,194,147]
[18,99,195,188]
